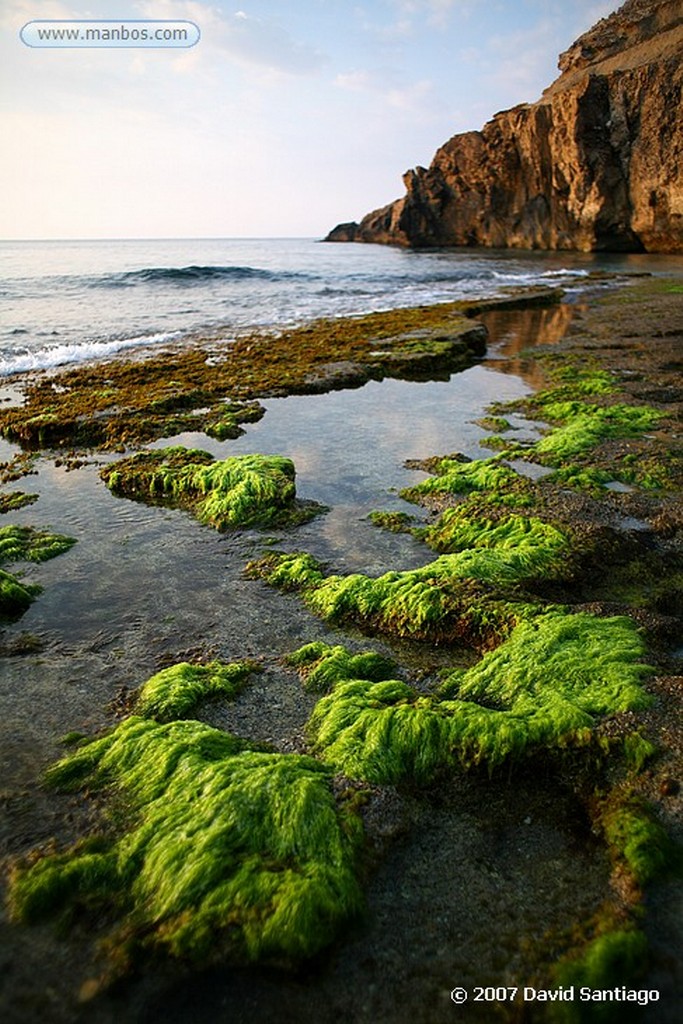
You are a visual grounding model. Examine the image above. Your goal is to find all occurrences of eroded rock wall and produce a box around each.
[326,0,683,253]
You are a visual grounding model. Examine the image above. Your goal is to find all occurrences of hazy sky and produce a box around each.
[2,0,620,239]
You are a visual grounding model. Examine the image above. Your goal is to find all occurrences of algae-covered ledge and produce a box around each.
[0,288,566,453]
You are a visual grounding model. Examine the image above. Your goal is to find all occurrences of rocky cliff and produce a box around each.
[326,0,683,253]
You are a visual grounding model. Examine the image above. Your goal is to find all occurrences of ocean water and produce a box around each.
[1,236,673,377]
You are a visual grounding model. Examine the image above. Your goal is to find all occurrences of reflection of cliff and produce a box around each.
[327,0,683,253]
[480,303,577,389]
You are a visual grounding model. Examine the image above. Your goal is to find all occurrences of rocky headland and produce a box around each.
[326,0,683,253]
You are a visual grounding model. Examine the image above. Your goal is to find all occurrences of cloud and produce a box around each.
[335,67,433,113]
[220,10,325,75]
[0,0,74,28]
[136,1,326,77]
[384,0,474,31]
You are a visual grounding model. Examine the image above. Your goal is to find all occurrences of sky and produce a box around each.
[1,0,621,239]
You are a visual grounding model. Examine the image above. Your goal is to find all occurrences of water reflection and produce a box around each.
[152,365,532,570]
[480,303,578,388]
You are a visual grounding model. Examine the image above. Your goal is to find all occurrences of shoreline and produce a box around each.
[0,277,681,1023]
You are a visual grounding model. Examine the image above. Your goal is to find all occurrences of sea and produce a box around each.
[2,236,679,378]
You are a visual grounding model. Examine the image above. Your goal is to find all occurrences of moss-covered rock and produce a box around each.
[415,508,569,570]
[601,793,678,888]
[0,524,76,619]
[135,660,261,722]
[250,508,571,643]
[288,616,651,784]
[0,524,75,565]
[534,402,664,461]
[0,491,38,514]
[101,448,323,530]
[286,641,397,693]
[552,929,648,1022]
[400,454,532,507]
[9,716,364,965]
[249,549,517,643]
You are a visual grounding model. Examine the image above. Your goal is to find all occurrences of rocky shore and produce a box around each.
[0,277,681,1024]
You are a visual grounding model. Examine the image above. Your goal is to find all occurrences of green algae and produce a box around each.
[536,367,619,401]
[415,508,569,574]
[204,400,265,441]
[439,612,651,711]
[251,550,325,590]
[543,465,616,494]
[135,660,260,722]
[250,550,517,643]
[601,795,678,888]
[552,929,648,1023]
[534,402,664,461]
[0,569,38,618]
[0,491,38,514]
[285,641,397,693]
[475,415,515,433]
[0,524,76,619]
[10,715,364,965]
[616,450,682,490]
[101,447,322,530]
[288,614,651,785]
[0,524,76,564]
[251,509,571,643]
[368,510,416,533]
[400,454,528,504]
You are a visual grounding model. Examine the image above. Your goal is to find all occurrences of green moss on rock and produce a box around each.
[543,465,616,494]
[204,400,265,441]
[552,929,648,1022]
[0,524,76,619]
[368,510,416,533]
[136,660,260,722]
[416,508,569,576]
[537,367,619,402]
[601,795,678,887]
[440,611,651,710]
[252,510,571,643]
[475,415,515,433]
[101,448,322,530]
[286,642,397,693]
[250,549,516,643]
[0,524,76,564]
[288,614,651,784]
[401,455,530,506]
[0,569,39,618]
[10,716,364,965]
[0,491,38,514]
[534,403,664,461]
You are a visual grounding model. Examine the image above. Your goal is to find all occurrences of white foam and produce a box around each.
[540,269,589,278]
[0,330,182,377]
[491,268,589,283]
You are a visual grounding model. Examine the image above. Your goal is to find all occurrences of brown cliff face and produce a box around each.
[326,0,683,253]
